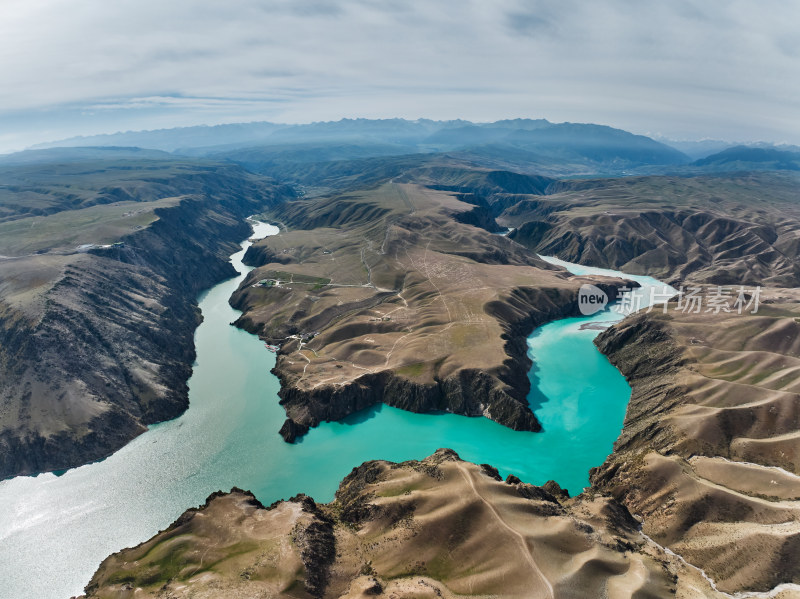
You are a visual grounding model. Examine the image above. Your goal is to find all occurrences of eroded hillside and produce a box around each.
[501,173,800,286]
[593,291,800,593]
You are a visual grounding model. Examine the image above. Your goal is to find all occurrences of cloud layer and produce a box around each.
[1,0,798,150]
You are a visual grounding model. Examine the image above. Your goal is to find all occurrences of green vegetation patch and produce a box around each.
[105,538,261,588]
[395,361,427,379]
[376,481,421,498]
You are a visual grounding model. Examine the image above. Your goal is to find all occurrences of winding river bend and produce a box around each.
[0,224,673,599]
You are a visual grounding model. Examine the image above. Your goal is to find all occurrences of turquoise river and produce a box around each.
[0,223,673,599]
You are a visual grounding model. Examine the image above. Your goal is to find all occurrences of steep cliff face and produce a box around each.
[274,359,543,443]
[0,163,293,479]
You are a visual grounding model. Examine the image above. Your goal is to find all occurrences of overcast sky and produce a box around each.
[0,0,798,152]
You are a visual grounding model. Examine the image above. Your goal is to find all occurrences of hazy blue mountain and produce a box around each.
[30,122,287,153]
[425,121,689,169]
[33,119,463,154]
[693,145,800,171]
[260,118,461,146]
[504,123,689,165]
[425,125,525,147]
[485,118,552,130]
[0,146,174,165]
[210,142,425,173]
[30,118,690,171]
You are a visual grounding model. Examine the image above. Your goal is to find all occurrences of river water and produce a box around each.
[0,223,673,599]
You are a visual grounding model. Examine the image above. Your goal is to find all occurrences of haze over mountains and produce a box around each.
[30,118,685,166]
[21,118,800,181]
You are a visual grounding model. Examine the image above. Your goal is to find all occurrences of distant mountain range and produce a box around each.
[0,145,173,166]
[15,118,800,178]
[28,118,686,173]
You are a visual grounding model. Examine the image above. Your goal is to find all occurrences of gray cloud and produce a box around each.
[0,0,798,151]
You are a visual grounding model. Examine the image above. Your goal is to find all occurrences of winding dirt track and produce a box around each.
[455,462,555,599]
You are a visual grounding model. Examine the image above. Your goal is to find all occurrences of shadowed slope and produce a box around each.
[0,158,293,478]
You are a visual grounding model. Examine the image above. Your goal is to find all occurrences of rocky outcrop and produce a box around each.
[590,312,687,454]
[288,494,337,598]
[241,239,293,267]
